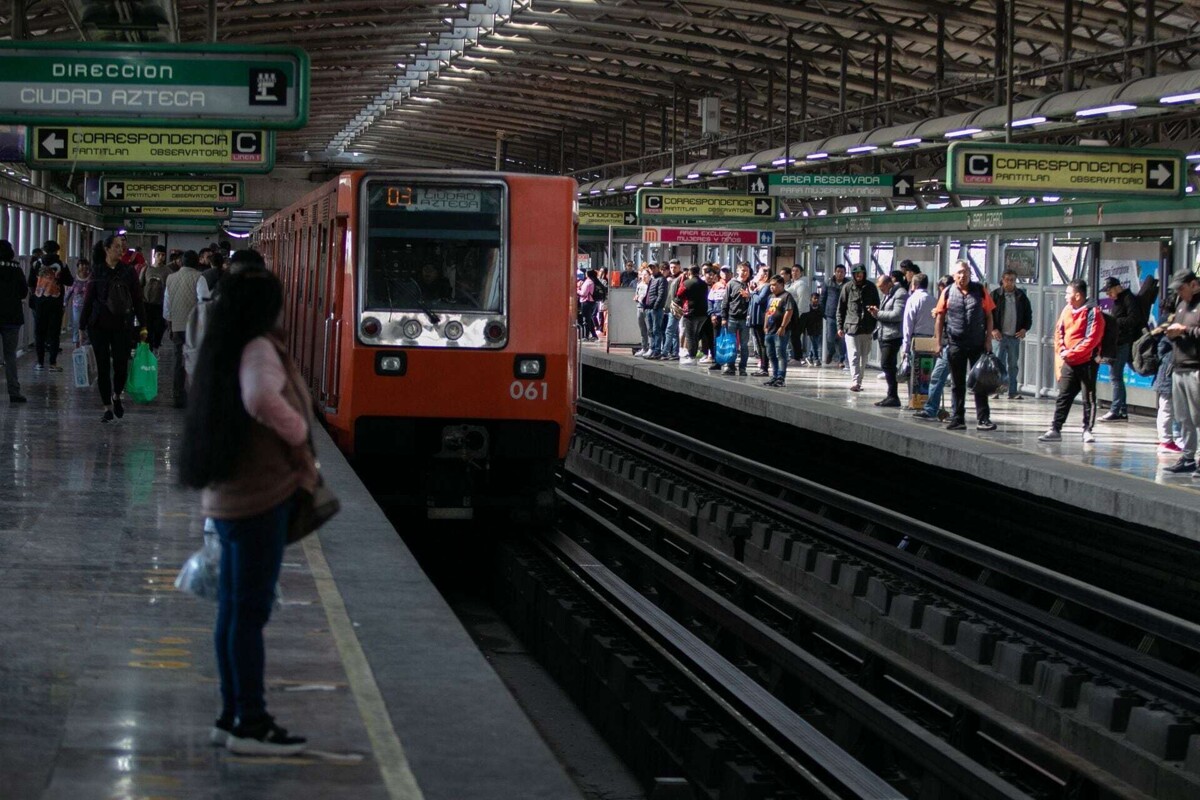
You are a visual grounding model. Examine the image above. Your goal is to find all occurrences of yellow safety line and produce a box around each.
[302,535,425,800]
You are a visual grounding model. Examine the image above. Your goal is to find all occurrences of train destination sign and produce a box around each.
[637,189,775,222]
[767,173,914,198]
[947,143,1186,199]
[100,177,244,207]
[642,227,775,246]
[579,208,638,227]
[0,42,309,129]
[28,126,273,172]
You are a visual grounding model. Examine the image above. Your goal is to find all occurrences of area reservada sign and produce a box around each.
[0,42,309,129]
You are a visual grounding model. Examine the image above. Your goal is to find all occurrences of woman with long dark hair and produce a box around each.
[80,233,147,423]
[180,261,315,756]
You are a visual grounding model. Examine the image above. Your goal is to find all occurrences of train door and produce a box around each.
[302,211,321,383]
[321,217,347,413]
[998,236,1041,396]
[307,211,331,394]
[1039,235,1100,397]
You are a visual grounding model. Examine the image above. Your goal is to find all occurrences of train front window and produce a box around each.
[363,183,504,314]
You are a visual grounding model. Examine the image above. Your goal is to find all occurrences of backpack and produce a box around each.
[592,281,607,302]
[144,273,165,304]
[1136,276,1159,326]
[106,272,133,317]
[1131,329,1163,376]
[1098,310,1119,362]
[35,264,62,298]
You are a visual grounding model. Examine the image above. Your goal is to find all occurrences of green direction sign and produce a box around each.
[947,142,1186,199]
[103,215,222,233]
[27,125,274,173]
[100,176,244,207]
[104,205,232,220]
[579,208,638,227]
[766,173,915,199]
[637,189,775,223]
[0,42,309,129]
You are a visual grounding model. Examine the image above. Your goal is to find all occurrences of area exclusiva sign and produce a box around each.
[0,42,309,129]
[27,125,274,173]
[947,142,1186,199]
[642,227,774,246]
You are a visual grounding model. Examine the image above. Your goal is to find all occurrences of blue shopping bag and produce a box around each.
[714,328,736,365]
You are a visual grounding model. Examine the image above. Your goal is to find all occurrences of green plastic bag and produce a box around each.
[127,342,158,404]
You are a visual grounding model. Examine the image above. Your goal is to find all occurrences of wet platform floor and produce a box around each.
[0,343,581,800]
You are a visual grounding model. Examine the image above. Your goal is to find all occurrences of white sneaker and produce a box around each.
[634,349,646,357]
[679,356,696,365]
[697,355,712,364]
[1082,430,1096,443]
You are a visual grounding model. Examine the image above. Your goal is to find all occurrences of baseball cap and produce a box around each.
[1170,269,1197,290]
[1101,276,1122,291]
[850,264,866,275]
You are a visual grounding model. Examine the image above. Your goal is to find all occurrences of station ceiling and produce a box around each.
[7,0,1200,187]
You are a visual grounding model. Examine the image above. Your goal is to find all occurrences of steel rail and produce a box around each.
[574,398,1200,713]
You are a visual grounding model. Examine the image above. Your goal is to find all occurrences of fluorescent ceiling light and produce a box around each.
[589,190,601,195]
[643,181,654,186]
[623,184,637,190]
[846,145,877,154]
[712,168,731,175]
[1010,116,1047,127]
[771,157,796,166]
[1161,92,1200,104]
[945,128,982,138]
[806,152,829,160]
[740,164,758,171]
[663,177,674,183]
[1186,153,1200,161]
[893,137,922,147]
[686,172,701,179]
[1076,104,1137,117]
[606,188,617,192]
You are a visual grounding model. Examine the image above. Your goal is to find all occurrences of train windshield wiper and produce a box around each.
[407,277,441,326]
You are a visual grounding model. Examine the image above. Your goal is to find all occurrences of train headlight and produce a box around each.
[402,319,423,340]
[375,351,407,376]
[514,355,545,379]
[444,320,464,341]
[485,321,507,342]
[360,317,382,338]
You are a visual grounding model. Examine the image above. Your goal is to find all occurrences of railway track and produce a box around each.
[545,398,1200,799]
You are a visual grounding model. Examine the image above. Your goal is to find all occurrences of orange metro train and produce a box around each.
[253,171,579,518]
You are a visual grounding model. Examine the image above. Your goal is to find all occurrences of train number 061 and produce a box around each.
[509,380,548,401]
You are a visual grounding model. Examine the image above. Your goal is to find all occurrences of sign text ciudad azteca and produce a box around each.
[27,63,202,108]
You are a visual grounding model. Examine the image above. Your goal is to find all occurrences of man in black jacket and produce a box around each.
[1099,276,1143,421]
[679,266,709,364]
[721,262,752,375]
[836,264,880,392]
[0,239,28,402]
[29,240,73,372]
[990,269,1033,400]
[644,264,668,359]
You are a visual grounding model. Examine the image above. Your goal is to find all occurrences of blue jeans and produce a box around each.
[215,497,292,725]
[664,313,680,358]
[765,332,787,379]
[726,318,750,371]
[997,335,1022,397]
[823,317,846,364]
[922,352,950,415]
[805,333,821,363]
[637,308,650,352]
[647,308,665,356]
[1110,342,1133,415]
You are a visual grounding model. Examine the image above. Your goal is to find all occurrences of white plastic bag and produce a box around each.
[174,533,221,601]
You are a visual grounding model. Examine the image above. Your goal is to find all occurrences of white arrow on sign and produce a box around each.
[755,199,772,214]
[106,183,124,199]
[1150,163,1173,187]
[894,178,912,196]
[41,132,65,155]
[623,212,638,225]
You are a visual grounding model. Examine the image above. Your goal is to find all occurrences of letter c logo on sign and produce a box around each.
[233,131,261,155]
[966,154,993,177]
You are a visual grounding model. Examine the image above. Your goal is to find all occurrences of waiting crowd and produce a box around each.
[578,258,1200,474]
[0,234,241,420]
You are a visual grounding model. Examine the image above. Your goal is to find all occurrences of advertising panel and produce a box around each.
[1096,242,1161,390]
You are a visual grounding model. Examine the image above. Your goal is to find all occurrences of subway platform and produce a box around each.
[0,345,582,800]
[582,342,1200,544]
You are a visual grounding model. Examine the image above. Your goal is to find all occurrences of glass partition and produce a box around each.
[1050,237,1098,285]
[870,240,895,277]
[950,238,988,281]
[1001,239,1039,283]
